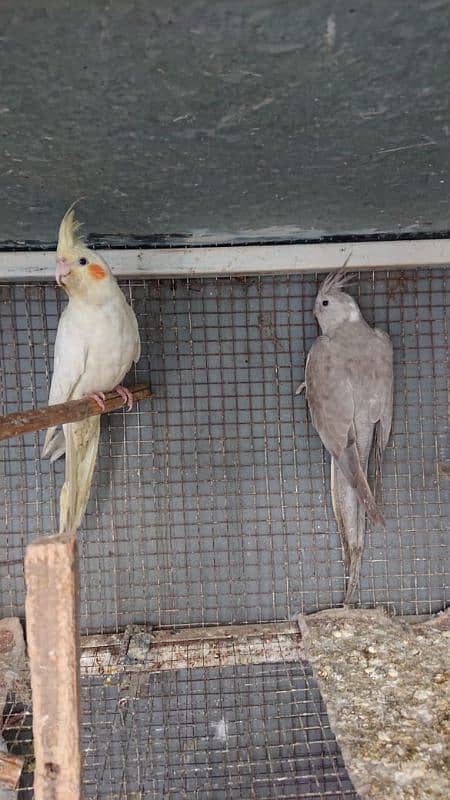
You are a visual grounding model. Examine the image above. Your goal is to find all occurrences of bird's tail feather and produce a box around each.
[42,427,66,462]
[59,416,101,533]
[344,502,366,605]
[331,456,366,605]
[373,421,384,506]
[337,442,385,527]
[331,457,351,570]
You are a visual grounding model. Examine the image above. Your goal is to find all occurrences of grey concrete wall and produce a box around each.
[0,1,449,246]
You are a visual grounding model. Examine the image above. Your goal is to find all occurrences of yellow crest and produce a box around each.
[57,200,85,256]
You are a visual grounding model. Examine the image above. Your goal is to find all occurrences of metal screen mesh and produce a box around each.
[81,659,357,800]
[0,266,448,799]
[0,268,449,633]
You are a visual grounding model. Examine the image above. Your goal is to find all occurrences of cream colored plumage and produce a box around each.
[43,205,141,533]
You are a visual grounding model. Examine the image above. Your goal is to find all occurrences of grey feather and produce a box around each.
[302,270,394,604]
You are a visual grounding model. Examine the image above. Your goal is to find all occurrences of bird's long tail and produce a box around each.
[59,416,101,533]
[337,441,384,527]
[331,436,384,604]
[331,456,365,605]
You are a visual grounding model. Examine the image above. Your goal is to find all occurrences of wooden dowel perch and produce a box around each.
[25,533,80,800]
[0,384,152,442]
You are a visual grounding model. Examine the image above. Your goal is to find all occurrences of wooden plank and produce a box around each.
[1,238,449,282]
[151,621,298,642]
[0,752,24,790]
[0,384,152,442]
[80,622,303,676]
[80,621,298,652]
[25,533,80,800]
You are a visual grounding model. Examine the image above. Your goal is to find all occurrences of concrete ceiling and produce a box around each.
[0,0,449,248]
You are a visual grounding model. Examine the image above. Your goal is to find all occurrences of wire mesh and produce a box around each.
[81,657,357,800]
[2,698,33,798]
[0,269,449,634]
[0,266,448,799]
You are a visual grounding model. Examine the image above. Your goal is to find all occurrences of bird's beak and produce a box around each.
[56,258,71,287]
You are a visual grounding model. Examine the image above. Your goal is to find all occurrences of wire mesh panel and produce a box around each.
[3,699,33,798]
[81,658,357,800]
[0,269,449,633]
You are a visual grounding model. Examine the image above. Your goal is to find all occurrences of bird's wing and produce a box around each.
[118,295,140,366]
[371,328,394,449]
[42,309,87,459]
[369,328,394,502]
[306,336,383,528]
[48,308,87,403]
[305,337,354,457]
[131,309,141,363]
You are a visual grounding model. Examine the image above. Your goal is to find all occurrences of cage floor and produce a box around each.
[80,659,357,800]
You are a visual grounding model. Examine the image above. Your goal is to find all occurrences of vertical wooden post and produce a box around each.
[25,533,81,800]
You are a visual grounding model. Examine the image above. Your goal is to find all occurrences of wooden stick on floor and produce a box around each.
[0,752,25,790]
[25,533,80,800]
[0,384,152,442]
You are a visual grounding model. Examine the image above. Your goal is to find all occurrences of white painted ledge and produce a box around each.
[0,238,449,281]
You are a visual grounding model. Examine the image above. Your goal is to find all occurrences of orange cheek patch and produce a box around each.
[89,263,106,280]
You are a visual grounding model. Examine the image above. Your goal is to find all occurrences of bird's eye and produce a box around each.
[322,299,329,307]
[79,257,88,266]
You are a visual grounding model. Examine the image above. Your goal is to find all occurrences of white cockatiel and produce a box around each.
[43,205,141,533]
[297,269,393,604]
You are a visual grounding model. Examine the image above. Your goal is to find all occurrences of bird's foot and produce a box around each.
[295,381,306,396]
[86,391,106,411]
[114,384,133,411]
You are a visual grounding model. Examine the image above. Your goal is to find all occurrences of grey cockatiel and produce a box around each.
[43,204,141,533]
[297,269,393,604]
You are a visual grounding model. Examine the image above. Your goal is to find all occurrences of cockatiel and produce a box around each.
[43,204,141,533]
[297,269,393,604]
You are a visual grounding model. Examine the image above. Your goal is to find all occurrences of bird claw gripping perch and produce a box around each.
[114,385,133,411]
[85,392,106,411]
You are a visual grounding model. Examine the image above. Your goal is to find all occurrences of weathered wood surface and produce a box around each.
[0,752,24,790]
[25,533,80,800]
[0,384,152,442]
[80,621,303,675]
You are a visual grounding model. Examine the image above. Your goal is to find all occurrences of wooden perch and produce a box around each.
[0,384,152,442]
[25,533,80,800]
